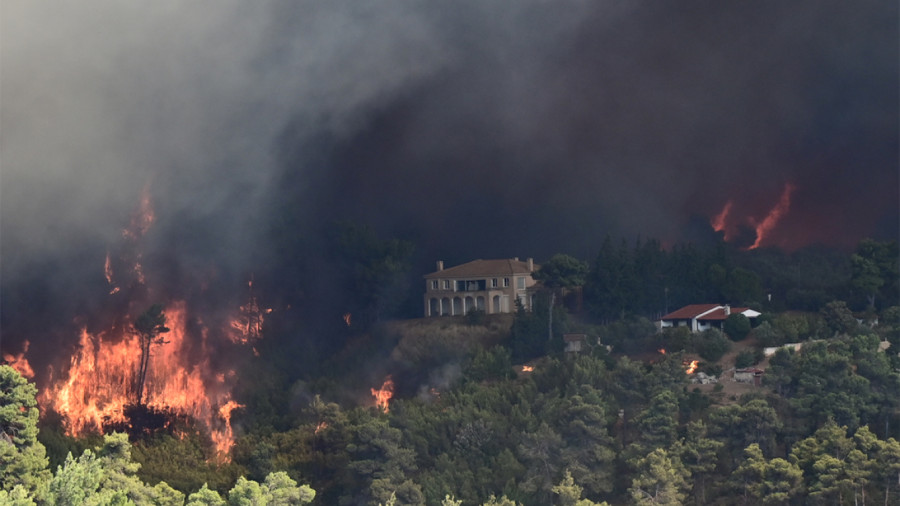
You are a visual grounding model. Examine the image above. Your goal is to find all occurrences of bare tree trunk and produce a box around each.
[135,336,151,405]
[548,292,555,342]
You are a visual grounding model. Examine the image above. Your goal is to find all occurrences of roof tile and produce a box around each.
[424,258,537,278]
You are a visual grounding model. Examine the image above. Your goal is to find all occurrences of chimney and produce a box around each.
[436,260,444,271]
[724,304,730,315]
[527,257,534,272]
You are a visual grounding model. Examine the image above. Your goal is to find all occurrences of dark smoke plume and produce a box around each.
[2,1,897,369]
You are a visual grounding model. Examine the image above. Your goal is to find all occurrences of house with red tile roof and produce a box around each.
[659,304,760,332]
[423,258,539,316]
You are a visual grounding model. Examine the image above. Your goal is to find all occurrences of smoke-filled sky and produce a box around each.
[1,1,898,347]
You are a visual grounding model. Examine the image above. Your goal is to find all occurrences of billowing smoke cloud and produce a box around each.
[2,1,897,365]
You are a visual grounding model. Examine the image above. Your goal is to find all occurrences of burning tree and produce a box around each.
[132,304,170,406]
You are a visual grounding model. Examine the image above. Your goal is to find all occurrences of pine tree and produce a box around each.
[0,365,51,498]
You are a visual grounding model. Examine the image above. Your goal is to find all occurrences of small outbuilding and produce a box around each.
[563,333,588,354]
[734,368,764,386]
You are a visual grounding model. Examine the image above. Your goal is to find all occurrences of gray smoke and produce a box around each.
[2,1,897,360]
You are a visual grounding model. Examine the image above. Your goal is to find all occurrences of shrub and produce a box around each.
[734,350,758,369]
[723,313,751,341]
[752,321,783,348]
[696,329,731,362]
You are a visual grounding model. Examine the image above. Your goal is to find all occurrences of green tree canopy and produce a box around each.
[0,365,51,498]
[533,254,589,342]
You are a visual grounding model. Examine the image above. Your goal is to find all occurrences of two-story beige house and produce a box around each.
[423,258,539,317]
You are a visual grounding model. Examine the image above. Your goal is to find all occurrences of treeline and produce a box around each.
[582,237,898,321]
[11,236,899,505]
[17,302,900,505]
[228,318,899,505]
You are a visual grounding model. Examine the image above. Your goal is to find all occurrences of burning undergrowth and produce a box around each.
[23,191,270,462]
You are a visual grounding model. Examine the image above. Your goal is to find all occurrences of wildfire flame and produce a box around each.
[314,421,328,435]
[748,183,795,250]
[711,201,733,240]
[710,182,795,250]
[123,187,155,240]
[39,302,243,459]
[371,375,394,412]
[658,348,667,355]
[229,279,271,346]
[2,340,34,379]
[685,360,699,374]
[35,188,260,461]
[521,365,535,372]
[104,251,122,294]
[343,313,352,327]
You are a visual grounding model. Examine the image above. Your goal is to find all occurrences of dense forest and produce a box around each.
[3,235,900,505]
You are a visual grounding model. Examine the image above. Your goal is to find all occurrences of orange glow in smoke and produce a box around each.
[711,183,795,250]
[711,201,733,240]
[229,280,271,346]
[104,252,114,284]
[371,375,394,412]
[123,187,155,240]
[3,341,34,379]
[685,360,699,374]
[39,302,243,459]
[748,183,795,250]
[658,348,667,355]
[343,313,352,327]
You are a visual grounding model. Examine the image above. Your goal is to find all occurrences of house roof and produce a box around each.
[660,304,721,320]
[660,304,759,321]
[424,258,537,279]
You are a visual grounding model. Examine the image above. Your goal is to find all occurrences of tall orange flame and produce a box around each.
[371,375,394,412]
[748,183,795,250]
[39,302,242,459]
[711,201,733,239]
[34,187,263,461]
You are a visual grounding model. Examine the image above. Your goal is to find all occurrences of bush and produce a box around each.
[734,350,758,369]
[662,326,693,352]
[696,329,731,362]
[723,313,751,341]
[701,363,723,377]
[773,313,810,342]
[821,300,858,335]
[752,321,783,348]
[465,346,514,382]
